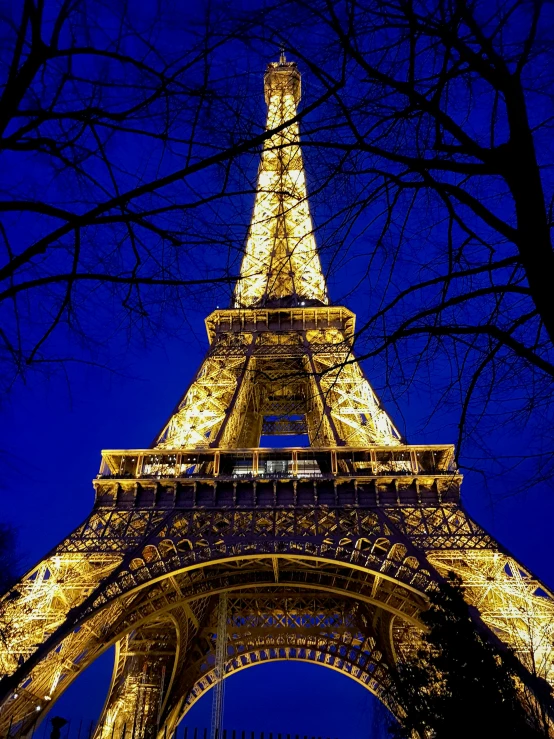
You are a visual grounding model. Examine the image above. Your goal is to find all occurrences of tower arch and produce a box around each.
[1,52,554,739]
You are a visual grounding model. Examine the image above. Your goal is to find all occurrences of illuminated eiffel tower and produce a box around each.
[1,54,554,738]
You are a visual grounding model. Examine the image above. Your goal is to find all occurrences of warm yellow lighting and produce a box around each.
[234,59,327,309]
[429,549,554,685]
[153,57,401,451]
[0,54,552,739]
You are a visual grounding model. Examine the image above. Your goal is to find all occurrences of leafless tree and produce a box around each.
[0,522,21,651]
[3,0,554,494]
[0,523,18,594]
[0,0,338,395]
[238,0,554,488]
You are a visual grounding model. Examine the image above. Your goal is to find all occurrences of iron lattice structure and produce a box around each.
[1,54,554,738]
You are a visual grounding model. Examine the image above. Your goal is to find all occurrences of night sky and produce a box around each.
[0,317,391,739]
[2,213,554,737]
[1,3,554,738]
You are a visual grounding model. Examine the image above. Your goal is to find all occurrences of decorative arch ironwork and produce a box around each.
[0,539,430,737]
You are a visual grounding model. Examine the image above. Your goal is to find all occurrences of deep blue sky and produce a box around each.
[0,334,391,738]
[1,2,554,736]
[2,243,554,737]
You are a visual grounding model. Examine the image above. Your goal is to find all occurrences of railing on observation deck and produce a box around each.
[97,445,457,482]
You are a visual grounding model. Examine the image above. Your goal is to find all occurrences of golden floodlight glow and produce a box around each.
[0,54,553,739]
[234,59,327,309]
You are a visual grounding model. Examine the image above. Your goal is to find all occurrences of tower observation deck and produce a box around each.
[0,56,553,739]
[153,54,401,452]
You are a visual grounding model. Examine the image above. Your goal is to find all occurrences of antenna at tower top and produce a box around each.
[279,45,286,64]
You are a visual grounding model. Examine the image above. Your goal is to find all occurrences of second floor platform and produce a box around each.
[94,445,462,509]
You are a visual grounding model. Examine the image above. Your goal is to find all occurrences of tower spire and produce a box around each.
[1,62,553,739]
[153,57,401,450]
[234,56,328,308]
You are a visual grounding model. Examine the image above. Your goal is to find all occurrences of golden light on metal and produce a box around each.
[234,58,327,309]
[0,55,553,739]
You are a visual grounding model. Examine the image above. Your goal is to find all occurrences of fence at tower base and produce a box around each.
[26,722,342,739]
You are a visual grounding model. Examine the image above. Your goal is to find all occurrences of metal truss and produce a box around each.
[156,331,400,449]
[177,594,398,720]
[95,616,176,739]
[0,553,120,679]
[153,53,400,451]
[1,502,553,738]
[2,54,554,739]
[156,344,251,449]
[233,56,327,309]
[307,344,401,446]
[210,593,227,739]
[429,550,554,686]
[0,510,431,736]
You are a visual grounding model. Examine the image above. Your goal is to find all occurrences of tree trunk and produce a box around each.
[504,79,554,348]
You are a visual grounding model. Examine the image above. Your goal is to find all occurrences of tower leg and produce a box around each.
[210,594,227,739]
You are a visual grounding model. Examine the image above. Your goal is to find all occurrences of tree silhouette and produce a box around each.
[241,0,554,489]
[388,574,551,738]
[0,1,338,393]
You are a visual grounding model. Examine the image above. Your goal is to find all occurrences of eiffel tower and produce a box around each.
[1,54,554,737]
